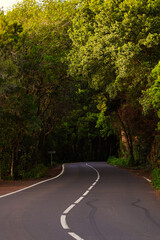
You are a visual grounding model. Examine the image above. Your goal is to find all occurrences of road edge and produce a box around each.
[0,164,64,199]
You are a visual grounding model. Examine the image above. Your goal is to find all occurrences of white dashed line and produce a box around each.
[68,232,84,240]
[83,190,89,196]
[143,177,152,183]
[60,215,69,229]
[74,197,84,204]
[63,204,75,214]
[60,163,100,240]
[0,165,65,199]
[88,186,93,190]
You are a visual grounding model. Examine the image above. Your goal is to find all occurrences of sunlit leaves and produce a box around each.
[140,61,160,116]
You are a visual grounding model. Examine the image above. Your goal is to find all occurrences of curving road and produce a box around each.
[0,162,160,240]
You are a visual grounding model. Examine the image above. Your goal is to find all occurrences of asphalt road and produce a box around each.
[0,162,160,240]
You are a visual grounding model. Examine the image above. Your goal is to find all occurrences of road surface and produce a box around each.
[0,162,160,240]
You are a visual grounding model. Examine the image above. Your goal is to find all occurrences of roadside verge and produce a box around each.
[0,165,63,197]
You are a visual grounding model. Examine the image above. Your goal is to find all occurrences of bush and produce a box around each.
[152,168,160,190]
[107,156,130,167]
[20,164,48,179]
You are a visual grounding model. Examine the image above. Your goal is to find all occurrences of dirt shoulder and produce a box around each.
[125,167,152,181]
[0,165,62,196]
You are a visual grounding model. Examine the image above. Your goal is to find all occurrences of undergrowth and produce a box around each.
[107,156,130,167]
[152,168,160,190]
[20,164,48,179]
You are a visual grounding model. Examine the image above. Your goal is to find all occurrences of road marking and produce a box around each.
[83,190,89,196]
[60,163,100,240]
[60,215,69,229]
[88,186,93,190]
[68,232,84,240]
[64,204,75,214]
[0,164,65,199]
[74,197,84,204]
[143,177,152,183]
[86,163,100,181]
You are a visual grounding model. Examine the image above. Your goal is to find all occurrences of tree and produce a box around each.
[0,0,78,178]
[68,0,160,165]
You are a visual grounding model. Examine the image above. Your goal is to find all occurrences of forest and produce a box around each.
[0,0,160,187]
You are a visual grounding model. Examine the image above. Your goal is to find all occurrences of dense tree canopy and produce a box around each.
[68,0,160,166]
[0,0,160,179]
[0,0,78,178]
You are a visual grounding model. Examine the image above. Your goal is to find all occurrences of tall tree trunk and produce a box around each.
[117,111,135,166]
[11,146,15,178]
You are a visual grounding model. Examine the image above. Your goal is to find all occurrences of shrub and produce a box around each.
[20,164,48,179]
[107,156,130,167]
[152,168,160,190]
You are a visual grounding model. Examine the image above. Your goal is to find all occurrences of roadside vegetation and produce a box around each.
[152,168,160,190]
[107,156,130,168]
[0,0,160,185]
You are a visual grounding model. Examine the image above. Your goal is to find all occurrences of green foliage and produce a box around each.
[0,0,78,179]
[67,0,160,167]
[140,61,160,123]
[107,156,130,167]
[140,61,160,110]
[20,164,48,179]
[1,0,160,179]
[152,168,160,190]
[69,0,160,96]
